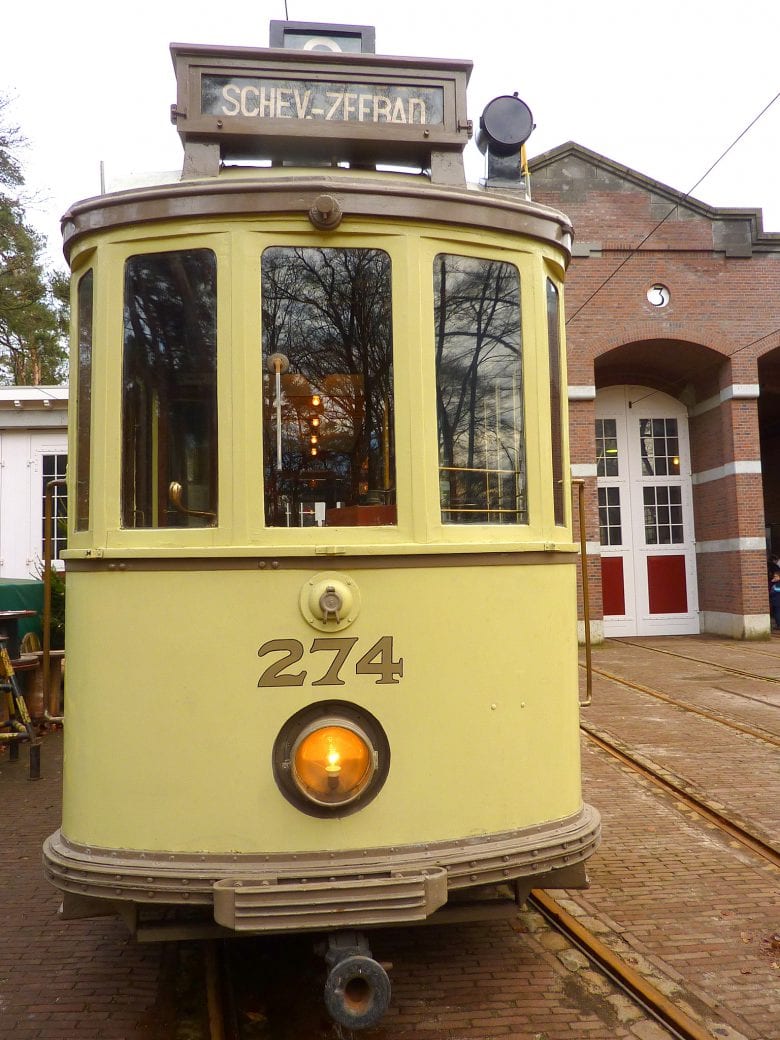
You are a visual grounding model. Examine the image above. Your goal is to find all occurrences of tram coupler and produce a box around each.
[321,930,392,1031]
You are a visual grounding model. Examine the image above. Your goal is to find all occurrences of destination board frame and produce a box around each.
[170,44,472,170]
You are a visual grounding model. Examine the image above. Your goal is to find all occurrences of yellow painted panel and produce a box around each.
[62,561,581,853]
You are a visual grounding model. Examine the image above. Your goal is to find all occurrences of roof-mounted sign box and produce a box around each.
[170,43,473,184]
[268,20,376,53]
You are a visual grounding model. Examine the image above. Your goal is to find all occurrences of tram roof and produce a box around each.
[61,165,574,266]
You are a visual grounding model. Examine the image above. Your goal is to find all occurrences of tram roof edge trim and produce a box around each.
[61,172,573,266]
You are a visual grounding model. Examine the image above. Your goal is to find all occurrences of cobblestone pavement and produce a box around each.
[1,636,778,1039]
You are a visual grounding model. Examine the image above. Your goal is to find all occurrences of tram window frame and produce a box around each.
[433,252,527,526]
[546,278,566,527]
[75,268,94,531]
[121,247,219,530]
[260,245,396,530]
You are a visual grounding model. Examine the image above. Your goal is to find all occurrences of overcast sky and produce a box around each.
[3,0,779,270]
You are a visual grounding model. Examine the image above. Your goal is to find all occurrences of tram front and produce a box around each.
[45,22,600,1031]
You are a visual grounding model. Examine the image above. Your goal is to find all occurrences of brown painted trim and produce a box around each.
[64,550,578,572]
[43,804,600,930]
[62,173,573,264]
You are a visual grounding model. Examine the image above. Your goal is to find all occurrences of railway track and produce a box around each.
[615,639,780,691]
[528,891,721,1040]
[583,662,780,747]
[580,720,780,867]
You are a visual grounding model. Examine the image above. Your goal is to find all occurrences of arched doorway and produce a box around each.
[596,386,699,636]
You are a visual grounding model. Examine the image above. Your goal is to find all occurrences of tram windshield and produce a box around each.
[261,247,396,528]
[121,249,218,528]
[434,254,526,524]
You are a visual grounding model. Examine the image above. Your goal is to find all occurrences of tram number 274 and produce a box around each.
[258,636,404,688]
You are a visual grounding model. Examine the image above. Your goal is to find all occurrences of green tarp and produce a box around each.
[0,579,43,640]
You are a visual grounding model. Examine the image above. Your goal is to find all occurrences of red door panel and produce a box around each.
[601,556,625,615]
[647,555,687,614]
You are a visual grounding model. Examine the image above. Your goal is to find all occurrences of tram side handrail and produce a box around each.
[572,479,592,707]
[44,478,67,721]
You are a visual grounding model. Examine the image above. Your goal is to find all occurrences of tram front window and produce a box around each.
[434,254,526,524]
[261,247,396,528]
[122,249,218,528]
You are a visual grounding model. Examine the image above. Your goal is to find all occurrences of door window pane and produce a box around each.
[261,247,395,528]
[598,486,622,546]
[122,249,218,528]
[643,485,684,544]
[639,418,680,476]
[596,418,619,477]
[434,254,525,524]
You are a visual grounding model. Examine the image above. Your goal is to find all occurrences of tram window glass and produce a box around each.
[434,254,525,524]
[75,269,93,530]
[122,249,217,528]
[546,279,565,525]
[261,247,395,528]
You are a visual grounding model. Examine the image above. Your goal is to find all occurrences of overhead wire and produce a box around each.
[565,89,780,328]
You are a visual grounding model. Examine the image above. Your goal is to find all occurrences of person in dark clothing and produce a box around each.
[770,570,780,630]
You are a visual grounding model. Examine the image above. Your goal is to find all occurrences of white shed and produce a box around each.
[0,386,68,579]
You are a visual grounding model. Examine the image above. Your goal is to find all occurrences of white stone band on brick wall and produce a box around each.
[689,384,760,417]
[691,460,762,484]
[695,537,766,553]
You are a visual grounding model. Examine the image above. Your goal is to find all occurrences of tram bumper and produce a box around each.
[44,803,600,936]
[213,865,448,932]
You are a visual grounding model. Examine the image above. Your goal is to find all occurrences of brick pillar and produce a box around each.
[568,390,603,644]
[690,382,769,638]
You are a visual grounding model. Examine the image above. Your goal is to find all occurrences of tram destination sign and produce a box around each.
[201,76,444,128]
[171,44,472,171]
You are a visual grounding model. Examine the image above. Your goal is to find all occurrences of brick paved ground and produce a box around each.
[2,637,778,1039]
[0,731,173,1040]
[583,637,780,847]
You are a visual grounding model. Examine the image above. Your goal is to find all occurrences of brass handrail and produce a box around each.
[572,479,592,707]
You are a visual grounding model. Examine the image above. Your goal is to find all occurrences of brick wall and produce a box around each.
[531,143,780,636]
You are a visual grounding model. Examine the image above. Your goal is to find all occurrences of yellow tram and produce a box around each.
[44,22,600,1029]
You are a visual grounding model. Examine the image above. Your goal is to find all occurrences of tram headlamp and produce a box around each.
[292,720,376,806]
[273,702,390,816]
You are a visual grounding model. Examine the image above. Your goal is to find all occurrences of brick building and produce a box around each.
[530,143,780,640]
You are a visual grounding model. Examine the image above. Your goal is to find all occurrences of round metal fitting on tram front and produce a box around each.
[300,572,361,631]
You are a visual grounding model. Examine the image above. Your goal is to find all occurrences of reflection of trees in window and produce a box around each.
[434,254,525,524]
[639,418,680,477]
[122,250,217,528]
[547,279,565,526]
[261,247,395,528]
[75,270,93,531]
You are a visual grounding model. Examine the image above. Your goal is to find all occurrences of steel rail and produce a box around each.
[529,890,719,1040]
[581,721,780,868]
[205,941,241,1040]
[616,639,780,687]
[583,664,780,747]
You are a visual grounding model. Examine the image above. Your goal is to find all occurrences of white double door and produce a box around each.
[596,387,699,637]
